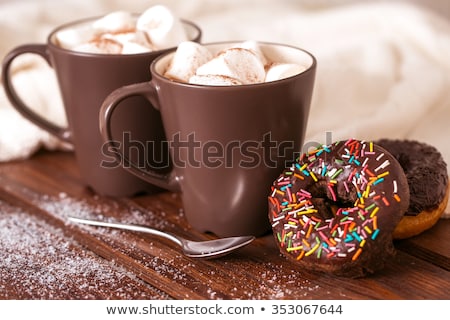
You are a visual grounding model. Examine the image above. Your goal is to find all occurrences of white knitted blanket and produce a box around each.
[1,0,449,215]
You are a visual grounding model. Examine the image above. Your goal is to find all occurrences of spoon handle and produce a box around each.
[68,216,182,247]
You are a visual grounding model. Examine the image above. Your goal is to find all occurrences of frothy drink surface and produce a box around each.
[54,5,188,54]
[164,41,308,85]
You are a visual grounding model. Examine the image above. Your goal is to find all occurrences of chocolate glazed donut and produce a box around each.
[375,139,449,239]
[268,139,410,277]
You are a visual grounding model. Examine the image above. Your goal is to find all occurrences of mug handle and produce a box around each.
[1,44,72,143]
[99,82,181,192]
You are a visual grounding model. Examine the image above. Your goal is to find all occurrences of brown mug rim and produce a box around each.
[47,15,202,58]
[150,40,317,90]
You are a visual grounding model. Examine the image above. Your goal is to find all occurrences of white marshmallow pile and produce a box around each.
[55,5,188,54]
[164,41,306,85]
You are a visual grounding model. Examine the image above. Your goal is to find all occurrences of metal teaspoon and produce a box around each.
[68,216,255,259]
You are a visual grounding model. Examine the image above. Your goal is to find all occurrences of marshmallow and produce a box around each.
[102,30,153,54]
[101,31,135,43]
[56,5,186,54]
[163,42,306,86]
[121,41,152,54]
[265,63,306,82]
[164,41,213,82]
[93,11,135,34]
[73,38,123,54]
[55,25,93,50]
[233,41,268,66]
[195,48,266,84]
[189,75,243,86]
[137,5,188,50]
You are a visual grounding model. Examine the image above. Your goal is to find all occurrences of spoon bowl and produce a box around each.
[68,216,254,259]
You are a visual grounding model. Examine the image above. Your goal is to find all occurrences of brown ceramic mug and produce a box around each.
[100,42,316,236]
[2,15,201,196]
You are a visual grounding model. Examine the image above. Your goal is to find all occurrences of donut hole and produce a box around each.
[308,181,356,220]
[311,198,355,220]
[310,198,335,220]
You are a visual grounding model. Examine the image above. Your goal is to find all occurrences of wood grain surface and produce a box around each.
[0,150,449,299]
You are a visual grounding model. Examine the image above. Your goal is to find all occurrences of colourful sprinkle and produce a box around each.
[305,242,321,256]
[371,229,380,240]
[352,248,363,261]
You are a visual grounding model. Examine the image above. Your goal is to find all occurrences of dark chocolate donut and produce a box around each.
[375,139,448,239]
[268,139,410,277]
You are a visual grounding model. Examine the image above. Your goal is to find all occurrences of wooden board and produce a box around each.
[0,151,449,299]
